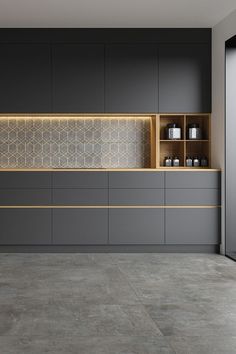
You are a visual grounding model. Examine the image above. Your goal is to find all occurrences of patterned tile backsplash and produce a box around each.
[0,117,151,168]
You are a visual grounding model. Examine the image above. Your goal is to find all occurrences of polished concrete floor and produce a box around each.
[0,253,236,354]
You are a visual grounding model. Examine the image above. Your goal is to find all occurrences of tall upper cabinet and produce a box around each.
[159,43,211,113]
[52,44,105,113]
[105,44,158,113]
[0,43,51,113]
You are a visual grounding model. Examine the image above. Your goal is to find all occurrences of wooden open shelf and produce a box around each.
[151,114,211,168]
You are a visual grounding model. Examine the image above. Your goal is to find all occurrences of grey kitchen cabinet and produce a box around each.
[52,172,108,189]
[52,44,104,112]
[52,209,108,244]
[165,189,220,206]
[52,189,108,205]
[165,172,220,189]
[0,209,51,245]
[165,208,220,244]
[0,189,51,206]
[159,43,211,113]
[109,172,164,189]
[109,209,164,244]
[109,189,164,206]
[105,44,158,112]
[0,172,51,189]
[0,44,51,113]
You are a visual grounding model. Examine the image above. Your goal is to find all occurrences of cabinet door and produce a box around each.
[53,209,108,244]
[105,44,158,113]
[159,44,211,113]
[0,209,51,245]
[109,172,164,189]
[109,209,164,244]
[165,208,220,244]
[0,44,51,113]
[52,44,104,113]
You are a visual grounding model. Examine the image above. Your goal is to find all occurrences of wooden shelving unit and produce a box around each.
[150,114,211,168]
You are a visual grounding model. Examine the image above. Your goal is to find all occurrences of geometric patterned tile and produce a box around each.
[0,117,151,168]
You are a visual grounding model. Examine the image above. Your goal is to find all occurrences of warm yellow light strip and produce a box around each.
[0,205,221,209]
[0,114,152,120]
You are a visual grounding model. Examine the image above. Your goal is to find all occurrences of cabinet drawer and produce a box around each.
[52,189,108,206]
[109,209,164,244]
[0,189,51,206]
[0,209,51,245]
[0,172,51,189]
[109,172,164,189]
[52,172,108,189]
[165,208,220,245]
[165,172,220,189]
[52,209,108,245]
[165,189,220,206]
[109,189,164,206]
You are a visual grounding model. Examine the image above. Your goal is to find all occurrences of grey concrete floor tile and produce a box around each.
[0,303,162,337]
[166,335,236,354]
[145,302,236,337]
[0,265,140,305]
[0,336,175,354]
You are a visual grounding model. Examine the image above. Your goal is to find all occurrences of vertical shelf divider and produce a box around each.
[184,114,186,166]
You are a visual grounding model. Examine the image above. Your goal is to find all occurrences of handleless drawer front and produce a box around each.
[165,208,220,245]
[0,189,51,206]
[52,172,108,189]
[165,172,220,189]
[109,189,164,206]
[52,209,108,245]
[52,189,108,206]
[109,209,164,244]
[0,209,51,245]
[109,172,164,189]
[0,172,51,189]
[165,189,220,206]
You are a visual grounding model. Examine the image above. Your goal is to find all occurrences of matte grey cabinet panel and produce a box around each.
[165,189,220,206]
[105,44,158,112]
[109,172,164,189]
[165,172,220,189]
[53,189,108,205]
[52,44,104,113]
[52,172,108,189]
[0,189,51,206]
[159,43,211,113]
[0,172,51,189]
[109,209,164,244]
[166,208,220,244]
[0,209,51,245]
[0,44,51,113]
[109,189,164,205]
[53,209,108,244]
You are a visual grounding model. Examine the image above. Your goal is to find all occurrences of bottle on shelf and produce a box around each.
[186,156,193,167]
[166,123,181,140]
[187,123,202,140]
[193,157,200,167]
[200,156,208,167]
[164,156,172,167]
[173,156,180,167]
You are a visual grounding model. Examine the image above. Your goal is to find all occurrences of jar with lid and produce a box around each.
[164,156,172,167]
[193,157,200,167]
[188,123,202,140]
[186,156,193,167]
[166,123,181,140]
[201,156,208,167]
[173,156,180,167]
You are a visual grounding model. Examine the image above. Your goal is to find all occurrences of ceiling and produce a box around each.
[0,0,235,28]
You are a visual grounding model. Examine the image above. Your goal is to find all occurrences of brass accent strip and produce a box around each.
[0,205,221,209]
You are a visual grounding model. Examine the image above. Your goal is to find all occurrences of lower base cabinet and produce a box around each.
[52,209,108,244]
[109,209,164,244]
[0,209,51,245]
[165,208,220,244]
